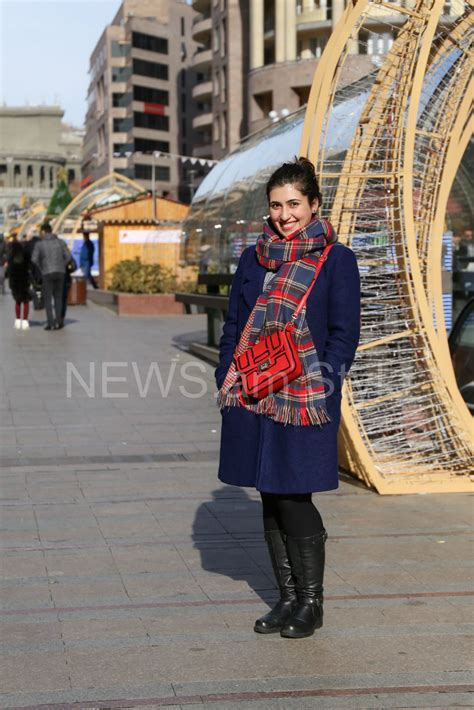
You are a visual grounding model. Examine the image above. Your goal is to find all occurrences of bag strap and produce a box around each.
[288,243,334,326]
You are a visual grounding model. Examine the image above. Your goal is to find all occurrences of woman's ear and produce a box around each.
[311,199,319,216]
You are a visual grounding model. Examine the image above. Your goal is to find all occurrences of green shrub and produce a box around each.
[108,257,177,294]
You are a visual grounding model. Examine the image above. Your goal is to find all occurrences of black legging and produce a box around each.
[260,492,324,538]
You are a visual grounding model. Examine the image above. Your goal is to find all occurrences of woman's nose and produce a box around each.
[281,207,290,221]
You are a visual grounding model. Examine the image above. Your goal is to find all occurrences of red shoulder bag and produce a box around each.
[234,244,333,399]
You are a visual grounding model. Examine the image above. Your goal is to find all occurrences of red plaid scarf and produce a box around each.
[218,217,337,426]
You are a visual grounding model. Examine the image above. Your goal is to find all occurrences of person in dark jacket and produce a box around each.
[216,158,360,640]
[6,238,32,330]
[32,222,72,330]
[80,233,98,289]
[0,234,6,295]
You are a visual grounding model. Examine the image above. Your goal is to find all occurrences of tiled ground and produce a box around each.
[0,294,472,709]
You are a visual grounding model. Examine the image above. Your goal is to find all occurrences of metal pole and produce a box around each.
[188,168,196,203]
[152,152,157,221]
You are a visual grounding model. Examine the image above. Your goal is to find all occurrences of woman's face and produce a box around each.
[268,183,318,239]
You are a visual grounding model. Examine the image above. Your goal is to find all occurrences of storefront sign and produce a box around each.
[119,229,181,244]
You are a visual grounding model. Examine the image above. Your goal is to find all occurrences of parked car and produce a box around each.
[449,298,474,413]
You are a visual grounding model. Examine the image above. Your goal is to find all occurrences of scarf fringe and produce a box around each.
[218,389,330,427]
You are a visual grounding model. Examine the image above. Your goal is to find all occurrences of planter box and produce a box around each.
[117,293,184,316]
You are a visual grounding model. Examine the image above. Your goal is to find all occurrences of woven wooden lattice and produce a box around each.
[301,0,474,493]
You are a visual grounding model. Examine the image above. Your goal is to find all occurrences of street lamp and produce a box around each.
[152,151,158,221]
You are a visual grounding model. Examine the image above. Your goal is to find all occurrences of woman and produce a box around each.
[216,158,360,639]
[6,239,31,330]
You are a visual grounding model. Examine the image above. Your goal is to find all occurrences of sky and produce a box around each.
[0,0,122,128]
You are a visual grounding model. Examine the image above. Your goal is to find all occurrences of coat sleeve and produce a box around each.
[215,250,247,389]
[31,243,41,269]
[61,240,72,266]
[321,246,361,392]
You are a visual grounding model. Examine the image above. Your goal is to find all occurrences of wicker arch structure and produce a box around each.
[301,0,473,493]
[52,172,144,237]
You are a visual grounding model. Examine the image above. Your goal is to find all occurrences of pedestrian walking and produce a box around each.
[216,158,361,639]
[5,239,31,330]
[80,233,98,289]
[61,254,77,323]
[0,234,6,295]
[31,222,72,330]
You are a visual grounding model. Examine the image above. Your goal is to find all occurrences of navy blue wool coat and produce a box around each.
[216,243,361,494]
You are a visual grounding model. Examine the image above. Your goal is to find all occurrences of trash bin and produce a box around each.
[67,277,87,305]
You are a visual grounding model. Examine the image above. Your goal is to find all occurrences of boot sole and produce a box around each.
[254,624,283,634]
[280,621,323,639]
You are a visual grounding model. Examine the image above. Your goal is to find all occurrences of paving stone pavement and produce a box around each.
[0,295,473,709]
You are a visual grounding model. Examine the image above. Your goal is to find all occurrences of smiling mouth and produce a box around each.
[281,221,297,230]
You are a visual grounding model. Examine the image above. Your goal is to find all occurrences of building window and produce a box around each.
[264,45,275,65]
[0,164,7,188]
[213,27,220,53]
[111,66,131,82]
[133,58,168,81]
[221,19,227,58]
[115,167,135,179]
[49,167,54,188]
[309,36,327,58]
[67,169,75,184]
[359,31,393,55]
[39,166,45,186]
[26,165,34,187]
[133,85,169,105]
[13,165,21,188]
[253,91,273,119]
[134,138,170,153]
[135,164,170,181]
[113,117,133,132]
[221,67,227,101]
[132,31,168,54]
[134,111,169,131]
[112,92,132,107]
[113,143,128,156]
[181,17,185,36]
[111,41,130,57]
[221,111,227,150]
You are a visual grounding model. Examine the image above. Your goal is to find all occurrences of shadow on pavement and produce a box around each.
[192,487,276,605]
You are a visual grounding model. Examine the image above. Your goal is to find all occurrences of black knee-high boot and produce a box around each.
[254,530,297,634]
[280,530,327,639]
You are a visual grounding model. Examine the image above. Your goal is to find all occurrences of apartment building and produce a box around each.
[192,0,463,152]
[82,0,197,202]
[191,0,249,160]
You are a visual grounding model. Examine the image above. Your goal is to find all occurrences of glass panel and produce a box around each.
[111,41,130,57]
[111,66,131,82]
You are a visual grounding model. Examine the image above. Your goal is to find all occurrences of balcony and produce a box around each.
[192,80,213,100]
[192,47,212,70]
[192,15,212,43]
[192,111,213,129]
[111,66,131,83]
[296,8,330,28]
[193,142,213,159]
